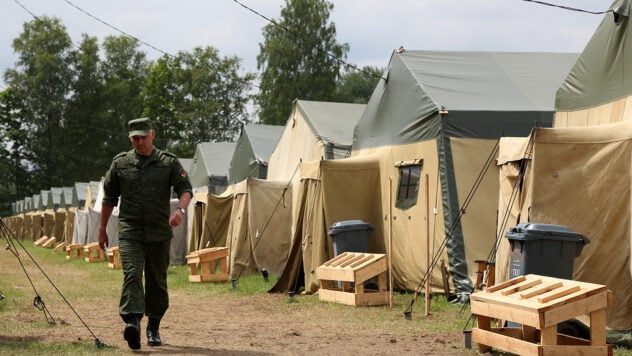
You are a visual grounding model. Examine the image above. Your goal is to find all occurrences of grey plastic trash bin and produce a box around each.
[328,220,374,256]
[505,223,589,280]
[505,223,591,335]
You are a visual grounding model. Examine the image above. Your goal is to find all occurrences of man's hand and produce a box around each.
[98,228,109,250]
[169,209,184,227]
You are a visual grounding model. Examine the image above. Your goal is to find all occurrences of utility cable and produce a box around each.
[521,0,612,15]
[60,0,257,89]
[232,0,386,82]
[0,220,108,349]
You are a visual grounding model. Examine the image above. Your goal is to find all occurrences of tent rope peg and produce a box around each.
[5,244,19,257]
[95,338,109,349]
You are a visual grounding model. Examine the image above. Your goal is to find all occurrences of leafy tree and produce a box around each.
[0,88,29,216]
[334,66,384,104]
[142,56,178,151]
[65,34,111,181]
[4,16,73,190]
[256,0,348,125]
[99,35,147,159]
[144,47,254,157]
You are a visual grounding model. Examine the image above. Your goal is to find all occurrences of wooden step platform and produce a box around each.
[107,246,120,269]
[66,244,84,259]
[470,274,612,355]
[83,242,105,263]
[186,247,229,282]
[317,252,388,306]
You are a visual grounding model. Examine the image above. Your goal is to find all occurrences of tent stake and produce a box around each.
[425,173,430,316]
[388,177,393,308]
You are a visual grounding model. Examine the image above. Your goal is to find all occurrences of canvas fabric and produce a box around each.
[496,121,632,329]
[227,178,292,279]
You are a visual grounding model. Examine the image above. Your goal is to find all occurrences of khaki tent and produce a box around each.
[188,188,234,253]
[351,50,578,298]
[267,100,366,181]
[495,1,632,331]
[495,122,632,330]
[272,156,382,294]
[227,178,292,279]
[45,188,66,242]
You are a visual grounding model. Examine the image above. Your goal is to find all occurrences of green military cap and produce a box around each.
[128,117,152,137]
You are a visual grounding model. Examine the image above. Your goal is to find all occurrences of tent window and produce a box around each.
[396,164,421,209]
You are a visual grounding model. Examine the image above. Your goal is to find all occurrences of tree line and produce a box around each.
[0,0,384,217]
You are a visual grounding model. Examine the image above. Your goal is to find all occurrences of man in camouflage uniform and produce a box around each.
[98,117,192,350]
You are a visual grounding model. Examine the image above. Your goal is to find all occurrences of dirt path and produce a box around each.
[0,246,477,355]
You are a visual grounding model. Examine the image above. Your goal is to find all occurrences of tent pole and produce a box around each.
[388,177,393,308]
[425,173,431,316]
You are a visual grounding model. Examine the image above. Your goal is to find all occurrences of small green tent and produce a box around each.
[228,124,284,184]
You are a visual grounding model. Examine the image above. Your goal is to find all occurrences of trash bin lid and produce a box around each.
[328,220,374,236]
[505,223,590,244]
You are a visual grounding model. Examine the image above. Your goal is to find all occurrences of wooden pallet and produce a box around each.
[186,247,229,282]
[317,252,388,306]
[83,242,105,262]
[42,236,56,248]
[34,236,48,246]
[66,244,84,259]
[53,241,68,254]
[107,246,120,269]
[470,274,611,355]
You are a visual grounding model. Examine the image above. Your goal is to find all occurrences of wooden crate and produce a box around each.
[83,242,105,263]
[107,246,120,269]
[186,247,229,282]
[66,244,84,259]
[471,274,611,355]
[317,252,388,306]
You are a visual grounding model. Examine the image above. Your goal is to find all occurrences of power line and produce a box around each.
[521,0,612,15]
[232,0,386,81]
[60,0,258,89]
[12,0,81,51]
[13,0,256,90]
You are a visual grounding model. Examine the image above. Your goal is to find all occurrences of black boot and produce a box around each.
[122,314,141,350]
[146,318,162,346]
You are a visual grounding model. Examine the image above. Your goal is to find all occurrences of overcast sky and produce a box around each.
[0,0,615,89]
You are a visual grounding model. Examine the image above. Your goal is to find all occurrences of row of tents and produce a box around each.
[3,0,632,332]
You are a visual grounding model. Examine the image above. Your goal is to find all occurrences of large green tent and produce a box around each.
[496,0,632,332]
[555,0,632,126]
[351,50,578,298]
